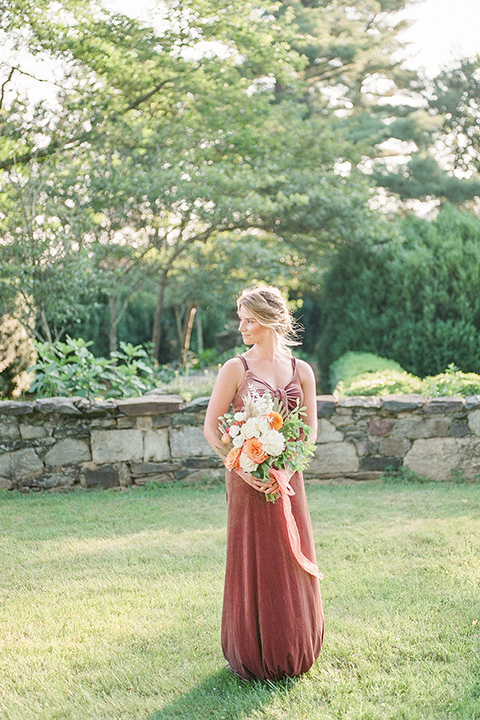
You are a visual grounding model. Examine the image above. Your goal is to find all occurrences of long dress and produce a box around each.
[221,355,324,681]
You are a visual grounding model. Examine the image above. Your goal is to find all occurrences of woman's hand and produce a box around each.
[237,470,279,495]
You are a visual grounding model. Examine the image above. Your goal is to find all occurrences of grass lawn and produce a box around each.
[0,478,479,720]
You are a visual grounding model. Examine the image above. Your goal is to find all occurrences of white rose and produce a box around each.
[261,429,285,456]
[232,434,244,448]
[240,417,261,440]
[234,411,246,422]
[256,416,271,435]
[239,453,257,473]
[229,424,240,438]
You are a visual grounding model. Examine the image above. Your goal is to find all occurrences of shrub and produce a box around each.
[330,351,405,390]
[29,337,163,399]
[422,364,480,397]
[332,351,480,397]
[317,206,480,383]
[28,337,219,401]
[336,369,423,396]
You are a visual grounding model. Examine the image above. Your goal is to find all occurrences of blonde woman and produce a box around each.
[204,286,324,681]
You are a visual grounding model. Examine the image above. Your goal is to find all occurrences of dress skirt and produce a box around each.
[221,466,324,681]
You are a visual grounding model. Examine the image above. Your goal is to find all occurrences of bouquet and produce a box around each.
[217,387,316,502]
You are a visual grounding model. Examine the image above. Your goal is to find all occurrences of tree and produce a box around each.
[0,161,96,342]
[0,0,304,348]
[2,0,432,365]
[315,206,480,388]
[276,0,417,106]
[371,56,480,208]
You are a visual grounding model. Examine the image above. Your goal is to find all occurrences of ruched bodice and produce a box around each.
[221,355,324,681]
[233,356,302,415]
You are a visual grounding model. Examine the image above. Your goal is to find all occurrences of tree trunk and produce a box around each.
[196,308,203,354]
[108,292,118,355]
[181,302,197,367]
[151,271,169,361]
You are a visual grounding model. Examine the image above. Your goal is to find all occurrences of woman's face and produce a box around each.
[237,305,268,346]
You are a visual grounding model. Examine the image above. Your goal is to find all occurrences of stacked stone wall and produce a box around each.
[313,394,480,482]
[1,393,480,491]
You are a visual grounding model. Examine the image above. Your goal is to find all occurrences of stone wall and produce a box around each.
[1,392,480,491]
[0,395,219,491]
[314,393,480,482]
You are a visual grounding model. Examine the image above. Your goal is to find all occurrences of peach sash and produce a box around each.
[269,468,323,580]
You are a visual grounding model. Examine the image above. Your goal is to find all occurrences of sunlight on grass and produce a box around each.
[0,481,479,720]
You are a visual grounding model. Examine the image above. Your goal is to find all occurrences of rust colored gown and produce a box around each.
[221,355,324,681]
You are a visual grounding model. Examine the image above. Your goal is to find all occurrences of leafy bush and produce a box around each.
[29,337,163,399]
[332,351,480,397]
[28,336,219,401]
[422,364,480,397]
[317,206,480,384]
[330,351,405,390]
[336,369,423,396]
[29,337,111,399]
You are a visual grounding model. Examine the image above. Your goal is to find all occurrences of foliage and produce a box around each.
[0,304,36,398]
[317,206,480,384]
[422,364,480,398]
[0,0,307,350]
[0,0,421,357]
[372,55,480,207]
[29,336,164,399]
[29,337,110,399]
[27,335,221,401]
[330,351,405,391]
[1,483,479,719]
[0,164,96,342]
[336,369,423,397]
[2,0,479,366]
[332,352,480,398]
[429,56,480,177]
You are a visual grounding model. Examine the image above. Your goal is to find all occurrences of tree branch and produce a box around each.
[11,65,65,89]
[0,77,176,171]
[0,67,15,112]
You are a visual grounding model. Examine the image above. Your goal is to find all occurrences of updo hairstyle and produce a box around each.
[237,286,301,351]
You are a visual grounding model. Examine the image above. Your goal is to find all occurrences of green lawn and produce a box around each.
[0,479,479,720]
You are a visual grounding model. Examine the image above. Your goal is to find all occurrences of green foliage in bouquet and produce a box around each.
[270,403,317,476]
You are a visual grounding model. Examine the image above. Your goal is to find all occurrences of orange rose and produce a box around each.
[268,412,283,431]
[225,446,241,470]
[221,432,231,444]
[242,437,268,464]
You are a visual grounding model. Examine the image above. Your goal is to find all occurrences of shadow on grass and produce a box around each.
[148,668,298,720]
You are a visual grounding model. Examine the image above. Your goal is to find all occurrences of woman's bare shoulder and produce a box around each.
[296,357,315,380]
[221,355,245,371]
[215,356,245,384]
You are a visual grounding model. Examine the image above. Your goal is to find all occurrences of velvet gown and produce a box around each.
[221,355,324,681]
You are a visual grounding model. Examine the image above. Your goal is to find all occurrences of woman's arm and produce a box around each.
[203,358,243,457]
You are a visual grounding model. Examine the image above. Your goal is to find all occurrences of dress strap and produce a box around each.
[291,356,297,372]
[238,355,249,370]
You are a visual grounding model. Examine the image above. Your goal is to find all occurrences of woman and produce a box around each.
[204,286,324,681]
